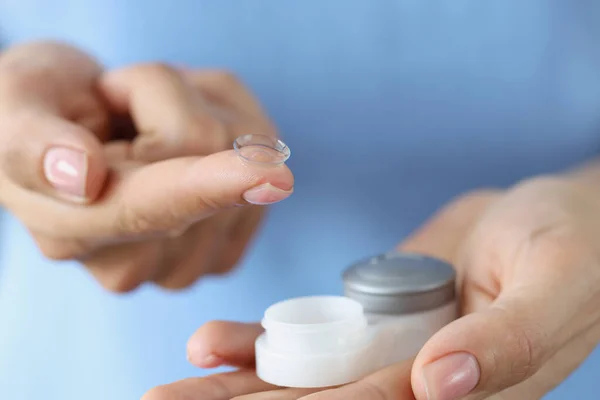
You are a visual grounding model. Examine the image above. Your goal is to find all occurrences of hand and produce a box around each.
[0,41,293,291]
[143,175,600,399]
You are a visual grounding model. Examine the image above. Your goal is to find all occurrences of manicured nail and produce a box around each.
[43,147,87,200]
[243,183,293,205]
[422,352,480,400]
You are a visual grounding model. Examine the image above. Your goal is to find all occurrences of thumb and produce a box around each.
[0,111,108,204]
[411,291,556,400]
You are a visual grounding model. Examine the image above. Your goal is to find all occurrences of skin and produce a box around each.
[2,41,599,399]
[144,173,600,399]
[0,41,294,292]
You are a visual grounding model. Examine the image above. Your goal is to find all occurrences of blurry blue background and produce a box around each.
[0,1,599,399]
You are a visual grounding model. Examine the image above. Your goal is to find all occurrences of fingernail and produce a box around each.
[43,147,88,200]
[187,346,224,368]
[243,183,293,205]
[422,352,480,400]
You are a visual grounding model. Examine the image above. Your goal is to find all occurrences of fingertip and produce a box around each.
[187,352,224,369]
[42,142,108,204]
[109,149,294,236]
[186,321,263,368]
[242,183,293,205]
[186,320,230,367]
[411,317,476,400]
[227,148,295,191]
[413,352,480,400]
[180,149,294,207]
[0,111,109,205]
[411,368,428,400]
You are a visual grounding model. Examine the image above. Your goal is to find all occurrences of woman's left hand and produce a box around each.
[142,174,600,400]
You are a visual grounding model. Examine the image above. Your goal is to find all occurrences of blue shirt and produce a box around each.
[1,1,599,399]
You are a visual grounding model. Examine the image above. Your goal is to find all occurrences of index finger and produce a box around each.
[298,359,416,400]
[187,321,264,369]
[6,148,294,240]
[142,371,276,400]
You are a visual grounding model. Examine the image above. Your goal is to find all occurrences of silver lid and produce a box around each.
[342,252,456,315]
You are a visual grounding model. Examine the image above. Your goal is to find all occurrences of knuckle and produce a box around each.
[360,382,388,400]
[161,110,228,156]
[0,62,51,98]
[186,114,228,153]
[192,113,226,137]
[434,189,501,228]
[138,62,179,80]
[114,204,161,236]
[157,275,197,291]
[210,70,242,88]
[35,238,86,261]
[155,260,206,290]
[186,190,223,215]
[197,320,228,339]
[511,175,565,194]
[38,245,76,261]
[197,375,230,398]
[506,322,541,379]
[493,307,545,381]
[212,261,238,276]
[94,270,141,294]
[516,216,588,277]
[448,189,502,213]
[83,246,152,294]
[114,199,193,238]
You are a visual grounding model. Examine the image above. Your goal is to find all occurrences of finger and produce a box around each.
[178,68,279,149]
[10,149,294,239]
[410,214,600,400]
[99,63,229,162]
[497,321,600,399]
[298,359,415,400]
[234,388,322,400]
[212,206,265,275]
[142,370,276,400]
[411,285,587,400]
[0,41,104,126]
[103,140,134,163]
[187,321,263,369]
[0,42,110,204]
[0,111,108,203]
[80,240,163,293]
[151,215,226,290]
[398,189,501,318]
[181,70,270,122]
[398,190,500,264]
[29,230,92,261]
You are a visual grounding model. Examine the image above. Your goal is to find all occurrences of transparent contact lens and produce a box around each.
[233,134,291,165]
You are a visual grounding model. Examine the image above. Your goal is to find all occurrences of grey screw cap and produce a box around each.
[342,252,456,315]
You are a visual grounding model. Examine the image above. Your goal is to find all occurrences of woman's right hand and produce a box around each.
[0,41,294,292]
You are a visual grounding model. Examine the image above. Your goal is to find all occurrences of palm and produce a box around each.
[145,179,600,399]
